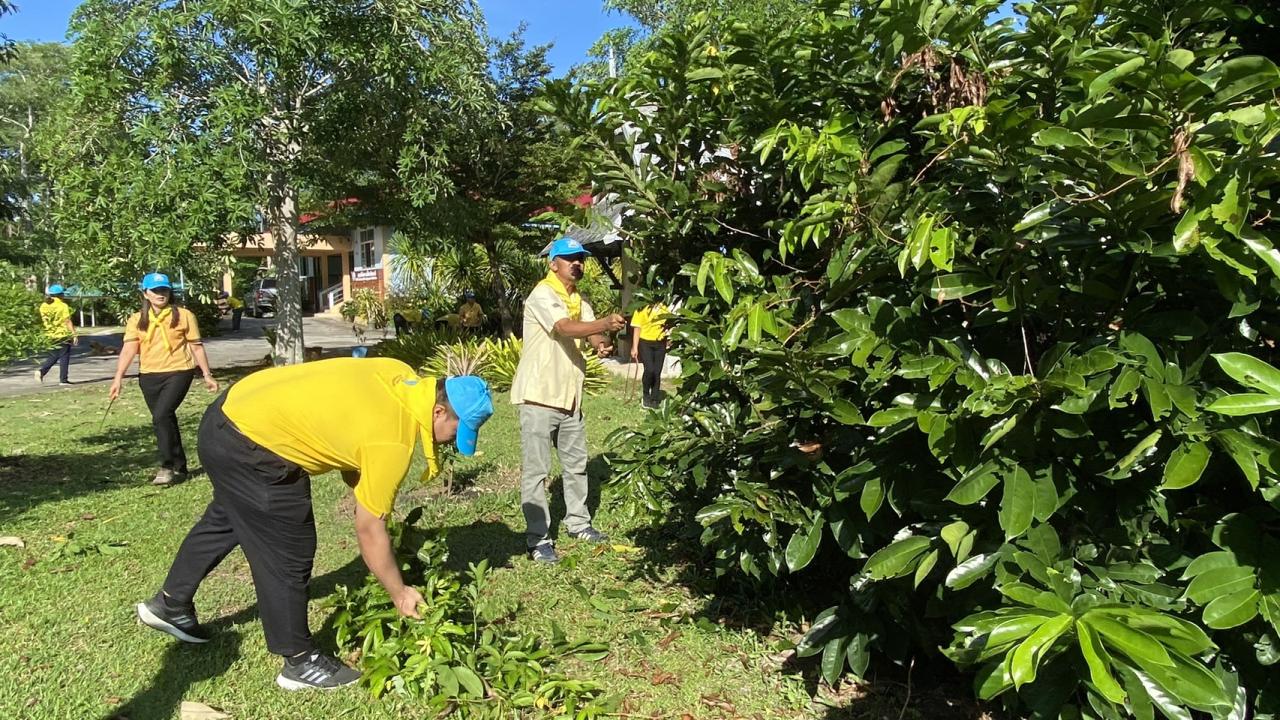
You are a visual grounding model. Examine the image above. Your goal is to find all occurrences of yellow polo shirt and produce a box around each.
[123,307,201,373]
[630,303,670,342]
[39,298,73,341]
[459,301,484,327]
[222,357,429,518]
[510,283,595,413]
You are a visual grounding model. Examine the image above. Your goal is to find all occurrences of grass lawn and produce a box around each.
[0,371,856,720]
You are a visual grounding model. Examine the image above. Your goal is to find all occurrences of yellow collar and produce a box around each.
[145,307,174,352]
[539,271,581,321]
[381,373,441,484]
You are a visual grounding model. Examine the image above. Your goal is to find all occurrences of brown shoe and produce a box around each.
[152,468,175,486]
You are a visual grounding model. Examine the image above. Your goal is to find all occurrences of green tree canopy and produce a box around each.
[43,0,489,362]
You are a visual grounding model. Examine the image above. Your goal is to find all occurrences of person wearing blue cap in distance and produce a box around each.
[134,357,493,691]
[35,283,77,386]
[511,237,626,564]
[110,273,219,485]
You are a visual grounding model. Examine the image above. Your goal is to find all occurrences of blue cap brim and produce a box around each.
[456,421,479,456]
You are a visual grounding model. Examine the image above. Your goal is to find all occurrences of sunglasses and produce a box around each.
[556,254,587,263]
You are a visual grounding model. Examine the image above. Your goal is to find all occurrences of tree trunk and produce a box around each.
[266,164,305,365]
[619,236,640,360]
[481,236,515,338]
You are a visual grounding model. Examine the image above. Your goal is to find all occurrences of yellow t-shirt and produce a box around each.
[39,298,73,341]
[458,301,484,327]
[630,303,670,342]
[510,283,595,412]
[222,358,435,518]
[123,307,202,373]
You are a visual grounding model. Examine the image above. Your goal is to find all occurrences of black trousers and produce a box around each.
[139,370,194,471]
[163,394,317,656]
[638,339,666,405]
[39,340,72,382]
[230,309,242,331]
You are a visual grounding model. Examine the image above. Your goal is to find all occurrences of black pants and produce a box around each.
[39,340,72,383]
[139,370,194,472]
[638,339,666,405]
[163,394,317,656]
[231,309,242,331]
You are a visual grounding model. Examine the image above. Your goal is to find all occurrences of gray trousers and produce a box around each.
[519,403,591,547]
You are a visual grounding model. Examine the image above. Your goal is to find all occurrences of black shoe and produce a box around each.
[528,541,560,564]
[276,650,361,691]
[136,592,211,643]
[567,526,609,543]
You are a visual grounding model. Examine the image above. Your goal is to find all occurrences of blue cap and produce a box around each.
[46,284,65,295]
[547,237,591,260]
[445,376,494,456]
[140,273,171,291]
[351,346,369,358]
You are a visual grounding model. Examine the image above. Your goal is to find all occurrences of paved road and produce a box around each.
[0,314,373,398]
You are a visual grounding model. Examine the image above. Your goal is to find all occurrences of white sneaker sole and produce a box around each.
[136,602,210,644]
[275,673,358,691]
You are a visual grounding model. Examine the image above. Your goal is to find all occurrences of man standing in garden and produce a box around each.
[35,284,75,385]
[511,237,626,564]
[134,358,494,690]
[458,290,486,335]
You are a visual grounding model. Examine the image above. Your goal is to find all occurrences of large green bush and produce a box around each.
[0,281,51,361]
[552,0,1280,716]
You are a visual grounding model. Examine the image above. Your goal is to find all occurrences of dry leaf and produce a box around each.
[180,701,231,719]
[21,556,36,571]
[657,630,682,650]
[81,513,97,521]
[651,671,678,686]
[0,536,24,548]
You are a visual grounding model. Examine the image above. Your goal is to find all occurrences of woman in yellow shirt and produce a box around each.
[109,273,219,485]
[629,301,671,409]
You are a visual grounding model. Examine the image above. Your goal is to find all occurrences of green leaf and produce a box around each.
[1078,621,1127,703]
[981,414,1019,452]
[436,665,459,696]
[820,635,848,686]
[1087,616,1174,668]
[453,665,485,697]
[1212,352,1280,395]
[860,477,884,520]
[1014,202,1054,231]
[785,517,824,572]
[1089,56,1146,98]
[1260,593,1280,636]
[940,521,969,557]
[913,548,939,588]
[946,553,997,589]
[1128,667,1193,720]
[686,66,724,82]
[999,465,1034,540]
[928,273,993,301]
[1240,229,1280,279]
[830,399,865,425]
[864,536,932,580]
[1185,566,1256,605]
[1033,126,1091,148]
[1202,589,1260,629]
[1010,614,1073,688]
[945,462,1001,505]
[1161,442,1210,490]
[1106,429,1162,476]
[1207,393,1280,416]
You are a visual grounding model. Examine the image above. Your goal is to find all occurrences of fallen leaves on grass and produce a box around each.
[656,629,682,650]
[0,536,24,548]
[651,670,678,685]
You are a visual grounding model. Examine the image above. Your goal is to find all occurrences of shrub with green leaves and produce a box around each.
[553,0,1280,716]
[330,507,613,715]
[0,281,50,362]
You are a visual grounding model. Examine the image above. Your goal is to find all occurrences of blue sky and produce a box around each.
[0,0,631,76]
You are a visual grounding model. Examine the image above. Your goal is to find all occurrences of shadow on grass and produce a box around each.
[440,520,526,573]
[0,365,280,525]
[104,554,369,720]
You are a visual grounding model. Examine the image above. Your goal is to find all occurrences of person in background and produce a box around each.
[109,273,219,485]
[629,300,671,409]
[135,359,493,691]
[214,291,230,319]
[510,237,626,564]
[227,293,244,332]
[458,291,485,335]
[35,284,76,386]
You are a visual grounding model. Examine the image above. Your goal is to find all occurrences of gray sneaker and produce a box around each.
[276,650,360,691]
[567,526,609,543]
[529,541,559,564]
[34,369,42,384]
[152,468,175,486]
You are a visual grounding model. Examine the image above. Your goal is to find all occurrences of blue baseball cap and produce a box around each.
[46,284,65,295]
[444,375,494,456]
[547,237,591,260]
[140,273,172,291]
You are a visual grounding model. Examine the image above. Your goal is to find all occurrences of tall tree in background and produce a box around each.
[1,43,70,267]
[396,29,586,336]
[44,0,488,364]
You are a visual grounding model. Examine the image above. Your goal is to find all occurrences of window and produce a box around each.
[358,228,377,269]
